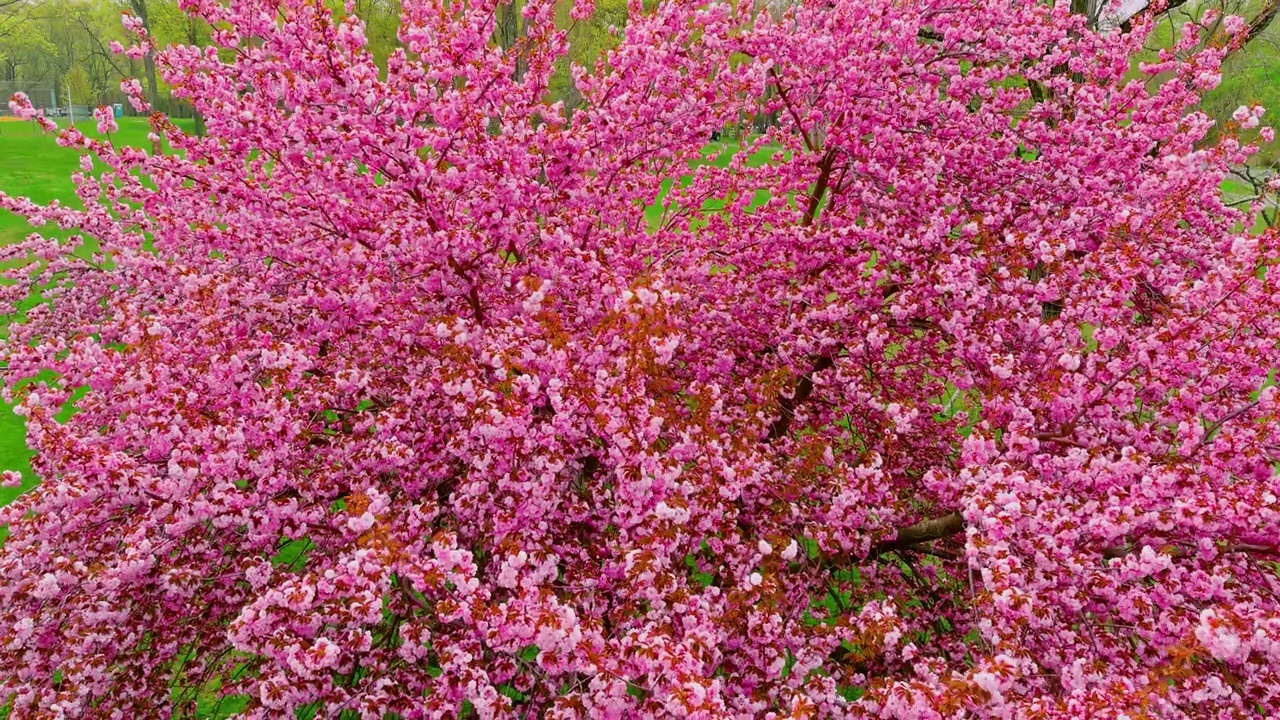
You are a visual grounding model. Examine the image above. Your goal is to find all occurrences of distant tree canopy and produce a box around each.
[0,0,633,119]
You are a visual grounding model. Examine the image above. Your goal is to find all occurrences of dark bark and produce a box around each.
[128,0,162,111]
[186,19,207,136]
[495,2,525,81]
[1244,0,1280,47]
[766,354,836,441]
[869,512,965,556]
[802,150,838,228]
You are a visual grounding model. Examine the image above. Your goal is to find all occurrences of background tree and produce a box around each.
[547,0,626,115]
[119,0,162,109]
[0,0,138,110]
[351,0,403,71]
[74,0,144,105]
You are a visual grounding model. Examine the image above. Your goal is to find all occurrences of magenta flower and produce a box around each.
[0,0,1277,716]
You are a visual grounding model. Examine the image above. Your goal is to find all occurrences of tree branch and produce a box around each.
[802,149,838,228]
[870,511,965,556]
[766,353,835,441]
[1102,542,1280,560]
[768,67,815,153]
[852,512,1280,569]
[397,575,433,612]
[1243,0,1280,47]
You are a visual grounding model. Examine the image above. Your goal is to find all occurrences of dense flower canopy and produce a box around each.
[2,0,1279,716]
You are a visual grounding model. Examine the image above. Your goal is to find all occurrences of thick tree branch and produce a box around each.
[843,510,1280,568]
[1244,0,1280,47]
[1103,542,1280,560]
[802,149,838,228]
[1116,0,1274,54]
[1111,0,1190,28]
[768,67,815,153]
[766,354,835,441]
[870,511,965,556]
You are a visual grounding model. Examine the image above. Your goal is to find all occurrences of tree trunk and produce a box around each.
[187,20,207,136]
[129,0,162,111]
[496,2,524,81]
[143,55,161,111]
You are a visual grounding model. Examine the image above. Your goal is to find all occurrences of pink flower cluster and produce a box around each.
[92,106,118,135]
[0,0,1277,716]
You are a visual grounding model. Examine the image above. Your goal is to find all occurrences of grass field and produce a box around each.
[0,117,189,244]
[0,117,195,503]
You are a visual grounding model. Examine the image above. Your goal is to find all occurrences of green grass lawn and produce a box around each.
[0,117,190,244]
[0,117,194,502]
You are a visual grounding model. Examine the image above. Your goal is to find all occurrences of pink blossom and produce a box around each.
[120,78,148,113]
[120,12,147,36]
[92,106,118,135]
[780,539,799,561]
[0,0,1276,716]
[1234,104,1264,130]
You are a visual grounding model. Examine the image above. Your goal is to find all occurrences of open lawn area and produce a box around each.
[0,116,198,244]
[0,117,195,502]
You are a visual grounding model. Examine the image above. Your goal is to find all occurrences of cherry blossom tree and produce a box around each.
[2,0,1279,716]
